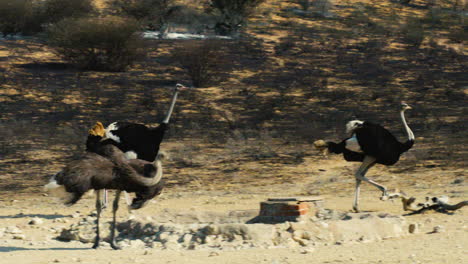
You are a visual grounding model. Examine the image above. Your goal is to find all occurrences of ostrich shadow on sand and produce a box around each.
[0,213,69,220]
[0,246,92,252]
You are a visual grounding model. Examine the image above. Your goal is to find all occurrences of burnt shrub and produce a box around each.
[208,0,265,36]
[48,16,146,71]
[400,17,425,47]
[0,0,39,36]
[0,0,94,36]
[173,40,227,87]
[39,0,95,24]
[110,0,173,30]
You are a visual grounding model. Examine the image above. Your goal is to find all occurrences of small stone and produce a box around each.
[425,218,434,224]
[209,251,219,257]
[13,234,26,240]
[432,225,445,233]
[71,213,80,218]
[452,178,463,184]
[300,248,315,254]
[6,226,22,234]
[53,259,60,263]
[29,217,44,225]
[408,223,418,234]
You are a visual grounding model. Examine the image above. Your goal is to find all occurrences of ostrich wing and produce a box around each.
[355,122,402,165]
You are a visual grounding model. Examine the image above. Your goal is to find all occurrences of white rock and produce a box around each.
[432,225,445,233]
[6,226,22,234]
[129,239,146,249]
[13,234,26,240]
[71,213,80,218]
[28,217,44,225]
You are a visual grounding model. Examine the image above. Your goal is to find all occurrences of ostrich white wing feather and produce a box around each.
[105,122,121,143]
[345,135,362,153]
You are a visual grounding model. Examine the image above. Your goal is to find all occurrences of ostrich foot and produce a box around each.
[381,189,404,201]
[92,241,100,249]
[110,241,121,250]
[352,206,360,213]
[380,191,389,201]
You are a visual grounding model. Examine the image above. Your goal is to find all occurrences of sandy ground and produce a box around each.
[0,164,466,264]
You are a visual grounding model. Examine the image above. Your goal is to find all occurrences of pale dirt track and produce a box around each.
[0,159,466,264]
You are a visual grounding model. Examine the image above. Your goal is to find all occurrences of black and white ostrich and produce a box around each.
[86,83,187,206]
[88,83,188,162]
[44,144,164,250]
[326,102,415,212]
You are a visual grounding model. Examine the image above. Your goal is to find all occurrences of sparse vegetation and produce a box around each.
[47,16,146,71]
[110,0,174,30]
[400,17,425,47]
[208,0,266,35]
[0,0,37,36]
[39,0,95,24]
[173,40,227,87]
[0,0,95,36]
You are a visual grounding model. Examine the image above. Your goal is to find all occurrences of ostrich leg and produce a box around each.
[102,190,108,209]
[110,190,122,250]
[93,190,102,249]
[353,156,377,212]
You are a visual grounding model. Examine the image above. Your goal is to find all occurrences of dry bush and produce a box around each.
[173,40,227,87]
[39,0,95,25]
[0,0,39,36]
[447,26,466,43]
[208,0,265,36]
[400,17,425,47]
[335,39,392,86]
[0,0,95,36]
[224,129,279,160]
[310,0,334,17]
[110,0,173,30]
[48,16,146,71]
[298,0,311,11]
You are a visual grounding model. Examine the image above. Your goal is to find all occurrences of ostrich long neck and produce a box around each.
[162,90,179,124]
[400,110,414,142]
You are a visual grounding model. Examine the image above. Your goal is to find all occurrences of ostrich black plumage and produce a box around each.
[88,83,188,162]
[326,103,415,212]
[44,144,164,249]
[86,83,187,206]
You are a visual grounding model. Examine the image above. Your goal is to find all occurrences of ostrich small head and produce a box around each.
[401,102,412,111]
[346,120,364,135]
[175,83,188,91]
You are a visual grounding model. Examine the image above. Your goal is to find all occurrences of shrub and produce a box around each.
[48,16,146,71]
[110,0,173,30]
[311,0,334,17]
[400,17,425,47]
[208,0,265,36]
[448,26,466,43]
[0,0,37,36]
[173,40,226,87]
[298,0,311,11]
[40,0,95,24]
[0,0,95,36]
